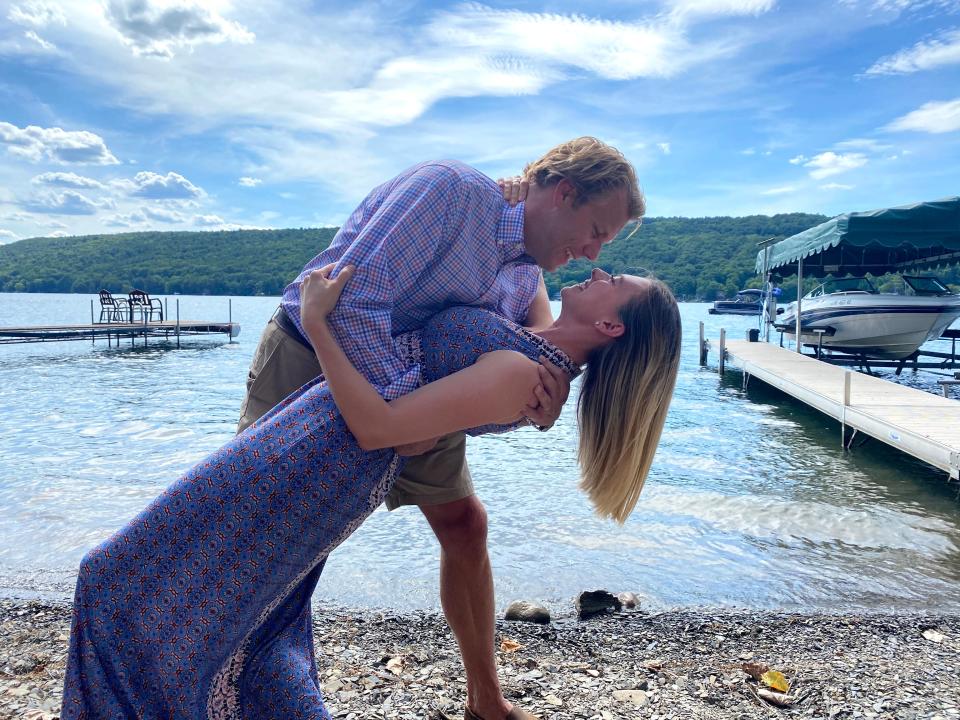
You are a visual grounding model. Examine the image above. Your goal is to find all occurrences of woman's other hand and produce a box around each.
[497,175,529,206]
[300,263,354,332]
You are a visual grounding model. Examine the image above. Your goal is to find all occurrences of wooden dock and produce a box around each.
[0,320,240,346]
[706,337,960,482]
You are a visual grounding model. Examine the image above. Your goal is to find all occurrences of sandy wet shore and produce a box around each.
[1,597,958,719]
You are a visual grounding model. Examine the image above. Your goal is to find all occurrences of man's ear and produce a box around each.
[594,318,625,339]
[552,178,577,208]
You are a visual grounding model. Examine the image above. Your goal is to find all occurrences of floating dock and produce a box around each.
[0,320,240,346]
[704,334,960,482]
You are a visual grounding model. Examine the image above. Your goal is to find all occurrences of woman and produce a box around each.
[60,266,681,720]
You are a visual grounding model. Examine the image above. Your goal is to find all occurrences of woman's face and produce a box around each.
[559,268,649,324]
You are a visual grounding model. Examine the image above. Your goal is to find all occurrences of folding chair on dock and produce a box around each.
[98,290,129,323]
[128,289,164,323]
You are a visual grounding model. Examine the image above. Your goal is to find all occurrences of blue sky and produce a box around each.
[0,0,958,244]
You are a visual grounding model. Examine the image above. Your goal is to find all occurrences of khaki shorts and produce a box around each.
[237,318,474,510]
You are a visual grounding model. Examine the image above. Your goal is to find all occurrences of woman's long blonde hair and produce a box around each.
[577,278,682,523]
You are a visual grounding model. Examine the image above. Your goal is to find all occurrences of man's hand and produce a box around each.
[497,176,529,206]
[523,356,571,430]
[394,437,440,456]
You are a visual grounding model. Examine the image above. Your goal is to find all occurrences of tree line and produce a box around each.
[1,218,957,300]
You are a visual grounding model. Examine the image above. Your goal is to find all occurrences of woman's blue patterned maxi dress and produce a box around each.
[60,307,580,720]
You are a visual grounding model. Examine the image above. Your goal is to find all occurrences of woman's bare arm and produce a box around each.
[300,265,541,450]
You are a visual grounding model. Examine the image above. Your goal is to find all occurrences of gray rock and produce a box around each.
[504,600,551,624]
[617,592,641,609]
[576,590,622,620]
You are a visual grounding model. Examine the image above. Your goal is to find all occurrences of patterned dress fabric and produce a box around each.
[61,307,579,720]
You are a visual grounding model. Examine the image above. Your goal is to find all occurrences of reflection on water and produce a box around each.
[0,293,958,611]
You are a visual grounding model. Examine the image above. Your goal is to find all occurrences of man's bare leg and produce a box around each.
[420,496,513,720]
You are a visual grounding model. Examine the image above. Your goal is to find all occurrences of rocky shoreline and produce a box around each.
[1,597,958,719]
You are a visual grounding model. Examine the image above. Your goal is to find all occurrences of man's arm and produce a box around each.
[298,166,461,399]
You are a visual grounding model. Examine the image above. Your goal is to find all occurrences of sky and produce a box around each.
[0,0,958,244]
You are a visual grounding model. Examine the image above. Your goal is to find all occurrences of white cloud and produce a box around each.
[801,151,868,179]
[24,30,55,50]
[740,148,756,155]
[0,123,120,165]
[7,1,67,28]
[667,0,776,19]
[657,142,672,155]
[761,185,796,195]
[788,154,806,164]
[48,230,69,237]
[32,171,104,189]
[194,213,225,226]
[103,0,255,59]
[105,211,145,227]
[0,211,31,222]
[125,171,204,199]
[847,0,960,14]
[238,176,261,187]
[867,29,960,75]
[424,6,699,82]
[47,219,68,228]
[0,229,19,244]
[140,205,185,223]
[821,183,854,190]
[833,138,893,152]
[21,190,99,215]
[885,98,960,134]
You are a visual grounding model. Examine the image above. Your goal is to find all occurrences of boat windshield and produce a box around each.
[804,277,877,299]
[903,276,953,296]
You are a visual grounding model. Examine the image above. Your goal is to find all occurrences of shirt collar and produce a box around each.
[497,201,533,264]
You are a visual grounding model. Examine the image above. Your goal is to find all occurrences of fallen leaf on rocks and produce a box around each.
[760,669,790,693]
[757,687,794,706]
[543,693,563,706]
[385,656,404,675]
[922,629,945,644]
[500,638,523,653]
[741,661,770,681]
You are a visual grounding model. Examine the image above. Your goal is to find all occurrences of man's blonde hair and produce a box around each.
[576,278,681,523]
[523,137,645,219]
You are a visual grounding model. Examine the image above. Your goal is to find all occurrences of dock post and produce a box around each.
[794,257,804,353]
[718,328,726,375]
[176,298,181,349]
[842,370,851,448]
[699,321,707,366]
[229,298,233,344]
[90,300,95,345]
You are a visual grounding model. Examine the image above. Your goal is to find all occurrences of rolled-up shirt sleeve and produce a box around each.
[319,168,460,400]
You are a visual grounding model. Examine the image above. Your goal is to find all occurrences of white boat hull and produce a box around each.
[778,294,960,360]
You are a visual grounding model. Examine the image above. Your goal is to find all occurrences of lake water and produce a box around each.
[1,293,958,613]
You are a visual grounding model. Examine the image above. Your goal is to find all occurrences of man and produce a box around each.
[238,136,644,720]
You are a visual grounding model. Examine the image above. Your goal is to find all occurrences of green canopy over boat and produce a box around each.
[756,196,960,278]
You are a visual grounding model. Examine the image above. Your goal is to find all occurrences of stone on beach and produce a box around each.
[504,601,551,624]
[575,590,622,619]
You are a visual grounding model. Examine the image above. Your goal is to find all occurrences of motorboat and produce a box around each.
[775,276,960,359]
[708,288,764,315]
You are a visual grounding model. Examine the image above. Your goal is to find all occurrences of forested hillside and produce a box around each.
[2,215,957,299]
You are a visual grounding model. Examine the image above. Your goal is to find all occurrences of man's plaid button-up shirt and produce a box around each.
[281,160,542,400]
